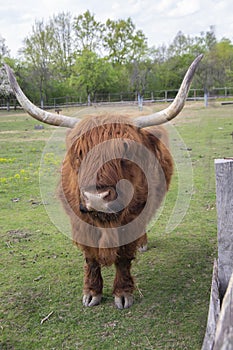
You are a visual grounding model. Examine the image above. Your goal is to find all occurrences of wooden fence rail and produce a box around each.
[202,259,220,349]
[214,273,233,349]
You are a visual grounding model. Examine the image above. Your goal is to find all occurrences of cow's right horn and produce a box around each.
[134,54,203,128]
[4,64,80,128]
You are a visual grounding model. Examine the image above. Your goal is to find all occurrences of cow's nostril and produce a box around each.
[80,203,88,213]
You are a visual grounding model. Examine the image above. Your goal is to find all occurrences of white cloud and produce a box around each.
[1,0,233,57]
[167,0,200,17]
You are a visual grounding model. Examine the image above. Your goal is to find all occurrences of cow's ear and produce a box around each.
[143,129,173,190]
[144,126,169,147]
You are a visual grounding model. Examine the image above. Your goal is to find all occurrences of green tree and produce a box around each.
[0,66,13,110]
[73,10,104,54]
[0,35,13,110]
[70,50,116,105]
[22,19,55,106]
[15,12,233,105]
[199,38,233,92]
[205,25,217,51]
[129,58,152,108]
[213,39,233,85]
[0,34,10,59]
[51,12,73,76]
[104,18,148,64]
[167,31,190,57]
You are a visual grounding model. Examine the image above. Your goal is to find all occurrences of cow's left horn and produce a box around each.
[4,64,80,128]
[134,54,203,128]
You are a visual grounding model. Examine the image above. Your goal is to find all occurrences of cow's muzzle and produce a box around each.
[80,187,116,213]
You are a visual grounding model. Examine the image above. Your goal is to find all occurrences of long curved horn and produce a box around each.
[4,64,80,128]
[134,54,203,128]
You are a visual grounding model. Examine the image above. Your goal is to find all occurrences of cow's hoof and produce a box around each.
[114,294,133,309]
[82,293,102,307]
[138,244,148,253]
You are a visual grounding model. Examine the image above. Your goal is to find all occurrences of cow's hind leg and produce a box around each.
[113,257,134,309]
[83,258,103,307]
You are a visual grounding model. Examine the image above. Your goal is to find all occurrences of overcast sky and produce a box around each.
[1,0,233,57]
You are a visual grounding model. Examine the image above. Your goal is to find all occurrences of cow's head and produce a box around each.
[63,115,167,224]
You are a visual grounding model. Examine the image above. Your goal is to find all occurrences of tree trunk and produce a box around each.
[87,93,91,106]
[138,93,143,111]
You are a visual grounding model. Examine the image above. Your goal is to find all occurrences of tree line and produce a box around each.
[1,11,233,106]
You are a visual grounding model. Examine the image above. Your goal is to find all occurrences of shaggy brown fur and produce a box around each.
[59,113,173,308]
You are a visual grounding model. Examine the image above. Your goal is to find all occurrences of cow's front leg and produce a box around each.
[138,233,148,252]
[83,258,103,307]
[113,258,134,309]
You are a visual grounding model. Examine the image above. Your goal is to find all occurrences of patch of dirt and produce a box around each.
[0,340,16,350]
[6,229,32,243]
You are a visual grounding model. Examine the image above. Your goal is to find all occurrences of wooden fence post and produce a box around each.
[215,159,233,299]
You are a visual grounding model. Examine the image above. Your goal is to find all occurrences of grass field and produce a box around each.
[0,102,232,349]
